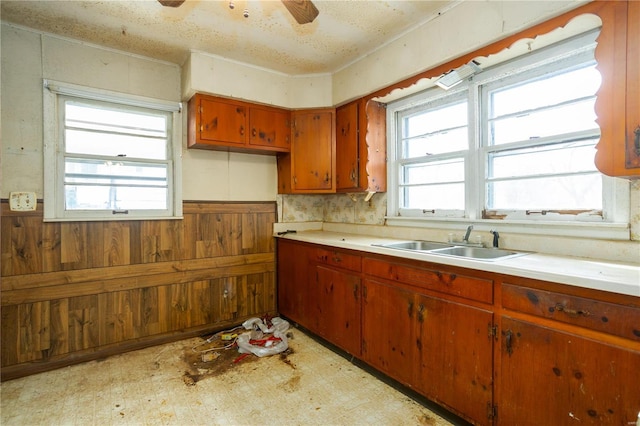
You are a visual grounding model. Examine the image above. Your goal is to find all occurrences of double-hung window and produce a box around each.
[482,58,602,218]
[44,81,182,221]
[395,90,469,217]
[387,29,629,237]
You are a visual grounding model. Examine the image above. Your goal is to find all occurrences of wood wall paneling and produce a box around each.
[0,201,277,380]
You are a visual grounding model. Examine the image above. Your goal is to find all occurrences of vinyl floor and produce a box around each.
[1,327,455,426]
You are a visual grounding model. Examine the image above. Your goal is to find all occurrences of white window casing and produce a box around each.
[386,29,630,241]
[43,80,183,221]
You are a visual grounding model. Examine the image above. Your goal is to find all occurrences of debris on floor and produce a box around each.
[182,315,293,385]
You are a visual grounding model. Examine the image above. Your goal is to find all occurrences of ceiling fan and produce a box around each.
[157,0,319,25]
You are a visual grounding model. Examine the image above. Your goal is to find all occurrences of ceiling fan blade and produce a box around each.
[158,0,185,7]
[281,0,319,24]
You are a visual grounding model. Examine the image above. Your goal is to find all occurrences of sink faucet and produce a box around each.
[462,225,473,243]
[490,229,500,248]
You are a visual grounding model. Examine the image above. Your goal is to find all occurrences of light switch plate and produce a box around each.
[9,192,37,211]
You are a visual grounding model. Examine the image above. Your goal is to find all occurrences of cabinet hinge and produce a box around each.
[488,324,498,339]
[487,403,497,420]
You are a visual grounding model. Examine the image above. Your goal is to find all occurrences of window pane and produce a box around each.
[404,127,468,157]
[65,101,168,159]
[488,64,600,145]
[402,100,467,158]
[65,185,167,210]
[403,158,464,184]
[401,158,465,210]
[402,183,465,210]
[64,158,168,210]
[404,101,467,137]
[490,64,600,117]
[488,140,598,179]
[65,129,167,159]
[489,99,598,145]
[487,173,602,210]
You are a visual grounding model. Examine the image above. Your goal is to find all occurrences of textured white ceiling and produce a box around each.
[0,0,456,75]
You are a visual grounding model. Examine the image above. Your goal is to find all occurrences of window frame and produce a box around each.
[396,88,470,218]
[43,80,183,221]
[386,30,630,240]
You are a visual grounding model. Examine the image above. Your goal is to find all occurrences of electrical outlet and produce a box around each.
[9,192,37,211]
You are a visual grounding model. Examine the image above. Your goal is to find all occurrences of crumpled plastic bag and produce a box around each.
[236,316,290,357]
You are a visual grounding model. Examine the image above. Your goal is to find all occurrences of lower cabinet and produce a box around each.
[276,239,640,425]
[362,278,417,386]
[315,265,361,356]
[415,295,494,423]
[499,317,640,426]
[499,281,640,426]
[277,240,361,356]
[362,270,494,424]
[276,238,311,325]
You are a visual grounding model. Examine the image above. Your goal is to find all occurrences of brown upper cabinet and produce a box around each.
[594,0,640,178]
[187,93,291,154]
[277,108,336,193]
[335,98,386,193]
[277,98,387,194]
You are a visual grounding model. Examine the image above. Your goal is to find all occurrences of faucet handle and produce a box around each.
[489,229,500,248]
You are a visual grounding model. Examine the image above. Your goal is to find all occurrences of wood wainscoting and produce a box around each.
[0,201,277,381]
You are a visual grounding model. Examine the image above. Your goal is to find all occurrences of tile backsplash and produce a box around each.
[278,193,387,225]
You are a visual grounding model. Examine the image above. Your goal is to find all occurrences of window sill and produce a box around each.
[43,215,184,222]
[385,216,630,241]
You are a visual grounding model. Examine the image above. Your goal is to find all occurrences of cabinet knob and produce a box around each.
[252,128,257,137]
[634,125,640,155]
[240,125,244,136]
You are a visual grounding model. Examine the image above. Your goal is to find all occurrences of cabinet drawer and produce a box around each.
[312,248,361,272]
[502,283,640,342]
[364,258,493,304]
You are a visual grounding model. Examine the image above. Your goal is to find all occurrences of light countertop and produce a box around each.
[275,230,640,298]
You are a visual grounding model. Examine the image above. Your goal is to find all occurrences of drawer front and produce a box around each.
[363,258,493,304]
[502,283,640,342]
[312,248,361,272]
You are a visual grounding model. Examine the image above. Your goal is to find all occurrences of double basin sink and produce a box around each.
[374,240,527,261]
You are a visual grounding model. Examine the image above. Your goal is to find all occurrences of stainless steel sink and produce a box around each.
[374,240,528,261]
[375,241,455,251]
[430,246,526,261]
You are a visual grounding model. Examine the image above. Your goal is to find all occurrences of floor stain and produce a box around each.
[181,339,261,385]
[283,374,301,392]
[279,348,296,369]
[418,413,438,425]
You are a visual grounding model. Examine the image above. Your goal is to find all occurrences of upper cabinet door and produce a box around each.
[290,109,336,192]
[249,107,291,151]
[336,101,360,191]
[187,93,290,154]
[198,96,247,146]
[335,99,387,193]
[594,1,640,178]
[624,0,640,171]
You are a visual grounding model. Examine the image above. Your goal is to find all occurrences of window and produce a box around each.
[396,91,469,217]
[387,30,629,236]
[44,81,182,221]
[483,62,602,217]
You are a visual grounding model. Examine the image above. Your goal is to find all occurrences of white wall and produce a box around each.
[183,51,332,108]
[332,0,590,104]
[0,24,278,202]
